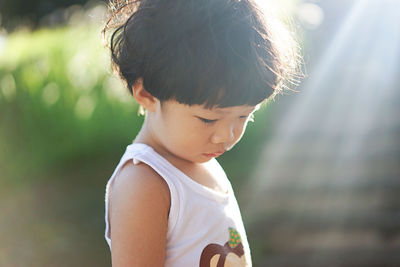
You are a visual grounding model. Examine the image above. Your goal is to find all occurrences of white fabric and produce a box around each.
[104,143,252,266]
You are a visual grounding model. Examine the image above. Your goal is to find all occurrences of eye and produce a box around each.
[239,114,255,122]
[198,117,217,124]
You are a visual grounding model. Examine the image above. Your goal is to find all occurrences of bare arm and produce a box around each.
[110,161,171,266]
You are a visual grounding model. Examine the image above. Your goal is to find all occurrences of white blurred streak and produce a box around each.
[243,0,400,221]
[245,0,366,203]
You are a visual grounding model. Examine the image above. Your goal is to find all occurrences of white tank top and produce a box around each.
[104,143,252,266]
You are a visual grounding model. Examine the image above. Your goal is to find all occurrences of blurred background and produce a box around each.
[1,0,399,266]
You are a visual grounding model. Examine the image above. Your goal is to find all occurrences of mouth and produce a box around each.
[203,151,225,158]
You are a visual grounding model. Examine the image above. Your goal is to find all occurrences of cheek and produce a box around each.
[164,118,208,146]
[233,121,249,142]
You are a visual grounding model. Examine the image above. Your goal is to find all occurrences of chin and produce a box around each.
[197,158,212,163]
[185,155,212,164]
[174,152,212,164]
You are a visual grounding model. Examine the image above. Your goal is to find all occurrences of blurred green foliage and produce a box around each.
[0,24,273,185]
[0,25,144,184]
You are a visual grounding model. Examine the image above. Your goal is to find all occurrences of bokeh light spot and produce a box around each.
[297,3,324,30]
[42,82,60,106]
[1,74,16,101]
[74,94,96,120]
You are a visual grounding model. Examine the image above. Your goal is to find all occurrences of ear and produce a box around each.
[132,77,158,112]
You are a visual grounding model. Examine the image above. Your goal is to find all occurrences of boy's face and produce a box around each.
[147,100,259,164]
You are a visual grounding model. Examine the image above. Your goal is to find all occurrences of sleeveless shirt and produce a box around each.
[104,143,252,266]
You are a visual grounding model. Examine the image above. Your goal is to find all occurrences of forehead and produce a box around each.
[204,105,258,114]
[165,100,259,114]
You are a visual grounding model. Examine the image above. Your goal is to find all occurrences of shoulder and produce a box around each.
[111,160,171,215]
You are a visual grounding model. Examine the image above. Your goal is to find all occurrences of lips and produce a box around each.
[203,151,225,158]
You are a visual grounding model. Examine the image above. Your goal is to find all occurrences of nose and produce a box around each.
[211,123,235,144]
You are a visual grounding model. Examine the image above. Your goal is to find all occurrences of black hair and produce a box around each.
[103,0,301,108]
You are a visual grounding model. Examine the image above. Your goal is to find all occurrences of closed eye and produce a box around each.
[198,117,217,124]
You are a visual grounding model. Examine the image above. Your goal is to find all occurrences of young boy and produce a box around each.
[103,0,299,266]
